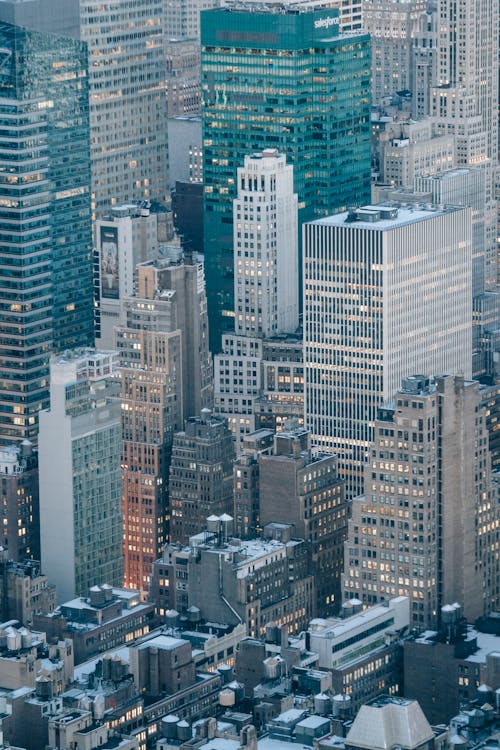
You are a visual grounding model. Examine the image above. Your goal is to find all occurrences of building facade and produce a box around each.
[117,254,212,594]
[39,350,123,603]
[0,22,93,444]
[342,375,500,627]
[304,204,472,497]
[0,441,39,561]
[201,3,371,348]
[169,413,235,544]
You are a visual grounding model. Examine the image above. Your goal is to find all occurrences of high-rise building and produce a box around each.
[259,423,347,616]
[363,0,426,105]
[0,22,93,444]
[304,203,472,497]
[117,252,212,594]
[169,413,235,544]
[164,0,220,41]
[430,0,498,289]
[343,374,500,628]
[233,428,274,539]
[39,350,123,603]
[94,202,173,349]
[80,0,169,216]
[214,150,303,448]
[0,442,39,562]
[201,2,371,348]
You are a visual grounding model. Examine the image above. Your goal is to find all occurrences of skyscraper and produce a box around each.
[0,22,93,444]
[117,251,212,594]
[304,203,472,497]
[201,2,371,348]
[39,350,123,603]
[343,374,500,627]
[214,149,302,447]
[80,0,169,216]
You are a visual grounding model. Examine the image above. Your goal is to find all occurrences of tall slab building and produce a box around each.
[0,22,93,444]
[304,204,472,497]
[201,1,371,349]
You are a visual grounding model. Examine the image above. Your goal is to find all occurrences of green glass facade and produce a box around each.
[0,22,93,443]
[201,7,371,349]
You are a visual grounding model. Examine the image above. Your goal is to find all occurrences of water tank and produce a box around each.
[177,721,191,741]
[264,656,283,681]
[341,601,353,619]
[93,692,105,721]
[201,407,212,423]
[227,680,244,702]
[187,605,201,624]
[89,586,105,607]
[207,515,220,533]
[477,684,493,705]
[441,602,461,625]
[165,609,180,629]
[220,689,236,707]
[265,623,281,645]
[161,715,180,739]
[349,598,362,614]
[314,693,332,716]
[102,655,112,681]
[218,664,233,685]
[35,676,53,700]
[219,513,234,539]
[20,439,32,458]
[6,627,21,652]
[19,627,32,649]
[332,694,351,719]
[101,583,113,602]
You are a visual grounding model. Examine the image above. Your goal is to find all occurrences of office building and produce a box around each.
[39,350,123,603]
[117,253,212,594]
[0,441,39,561]
[307,596,409,710]
[201,3,371,347]
[0,22,93,444]
[304,204,472,497]
[363,0,426,105]
[169,413,235,544]
[94,203,172,348]
[164,0,220,40]
[214,150,302,448]
[254,335,305,434]
[343,374,500,627]
[259,424,347,616]
[80,0,169,216]
[165,40,202,118]
[430,0,498,289]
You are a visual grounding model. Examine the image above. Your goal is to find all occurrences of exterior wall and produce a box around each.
[304,206,472,497]
[0,446,39,561]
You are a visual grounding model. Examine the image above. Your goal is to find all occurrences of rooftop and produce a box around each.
[312,203,463,231]
[308,597,408,641]
[134,635,188,652]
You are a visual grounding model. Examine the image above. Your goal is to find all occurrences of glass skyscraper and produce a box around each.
[201,4,371,349]
[0,22,93,443]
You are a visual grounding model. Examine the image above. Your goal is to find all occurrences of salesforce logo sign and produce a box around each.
[314,15,339,30]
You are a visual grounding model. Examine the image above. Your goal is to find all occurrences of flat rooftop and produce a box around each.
[312,203,462,231]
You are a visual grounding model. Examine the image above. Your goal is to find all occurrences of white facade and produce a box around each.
[39,350,123,603]
[164,0,221,39]
[229,0,362,32]
[80,0,169,216]
[215,150,300,449]
[307,596,410,670]
[234,150,298,338]
[363,0,426,104]
[304,204,472,497]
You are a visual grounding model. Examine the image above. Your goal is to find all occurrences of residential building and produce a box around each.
[304,204,472,497]
[48,712,138,750]
[169,413,235,545]
[39,350,123,603]
[363,0,427,105]
[0,22,93,444]
[0,624,72,693]
[130,634,195,696]
[259,424,347,616]
[201,3,371,348]
[0,555,56,624]
[117,253,212,594]
[342,374,500,627]
[80,0,169,216]
[0,442,39,561]
[33,585,155,665]
[233,429,274,539]
[94,203,173,349]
